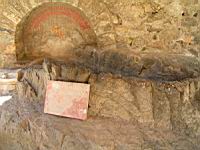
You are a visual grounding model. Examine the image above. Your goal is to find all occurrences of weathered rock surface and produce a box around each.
[15,55,200,136]
[15,2,97,61]
[1,0,200,67]
[1,53,200,149]
[0,96,200,150]
[16,46,200,80]
[1,1,200,149]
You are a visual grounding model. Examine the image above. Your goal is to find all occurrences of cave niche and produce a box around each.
[15,2,97,62]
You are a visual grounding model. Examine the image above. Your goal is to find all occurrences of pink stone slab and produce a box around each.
[44,81,90,120]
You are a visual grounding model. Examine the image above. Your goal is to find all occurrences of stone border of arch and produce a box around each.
[0,0,116,65]
[15,2,98,61]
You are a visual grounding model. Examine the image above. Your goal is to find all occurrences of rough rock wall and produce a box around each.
[1,99,200,150]
[1,47,200,149]
[16,56,200,137]
[0,0,200,67]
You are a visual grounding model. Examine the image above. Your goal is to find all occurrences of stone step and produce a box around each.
[0,69,20,95]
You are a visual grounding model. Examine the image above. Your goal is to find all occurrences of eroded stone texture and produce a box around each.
[0,0,200,67]
[0,48,200,148]
[1,1,200,149]
[16,57,200,138]
[0,97,200,150]
[89,74,200,137]
[44,81,90,120]
[15,2,97,61]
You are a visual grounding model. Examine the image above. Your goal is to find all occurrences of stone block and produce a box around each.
[44,81,90,120]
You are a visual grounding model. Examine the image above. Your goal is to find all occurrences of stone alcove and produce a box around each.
[0,0,116,67]
[15,2,97,62]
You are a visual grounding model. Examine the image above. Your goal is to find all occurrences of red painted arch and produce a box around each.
[29,5,91,30]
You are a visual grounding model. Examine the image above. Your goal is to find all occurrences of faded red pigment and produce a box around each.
[44,81,90,120]
[62,95,88,120]
[30,6,91,30]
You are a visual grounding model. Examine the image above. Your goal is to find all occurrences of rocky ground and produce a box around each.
[1,48,200,149]
[0,96,200,150]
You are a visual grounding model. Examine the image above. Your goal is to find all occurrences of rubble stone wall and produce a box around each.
[0,0,200,67]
